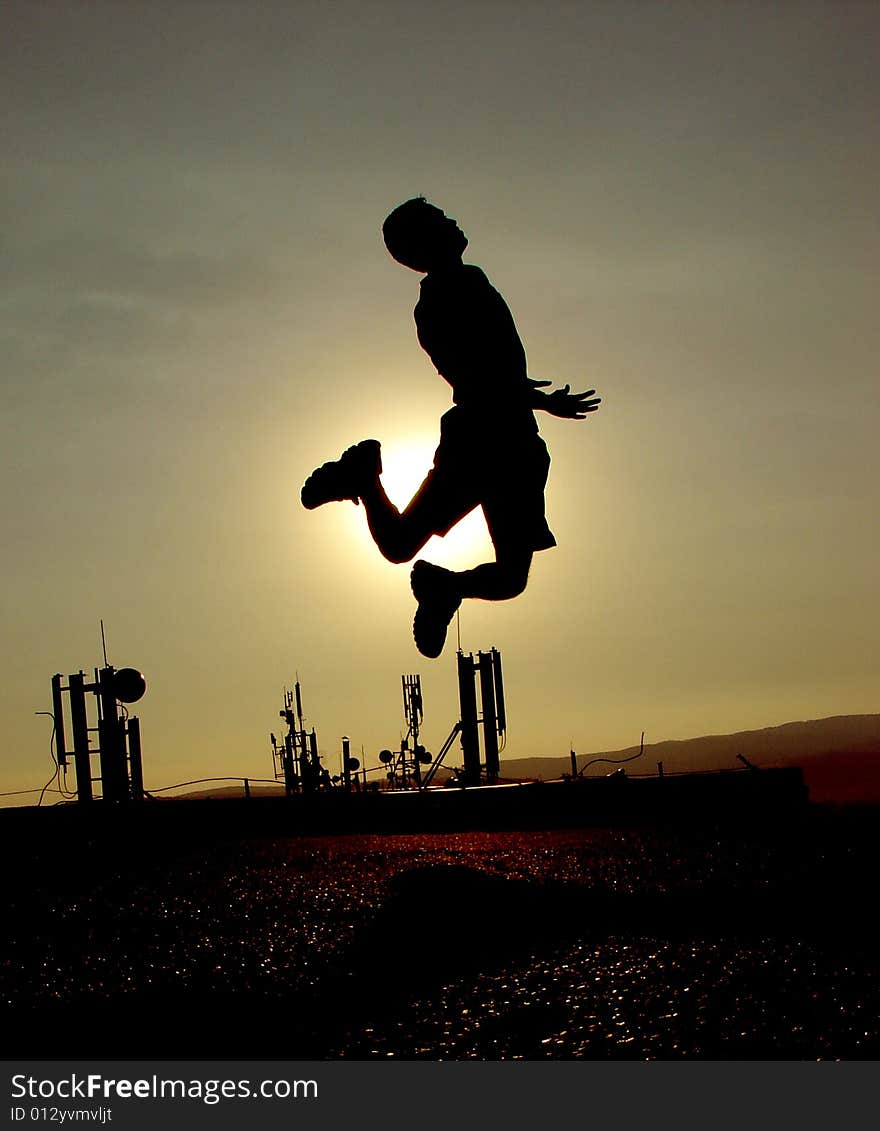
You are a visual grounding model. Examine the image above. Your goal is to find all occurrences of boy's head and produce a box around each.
[382,197,468,272]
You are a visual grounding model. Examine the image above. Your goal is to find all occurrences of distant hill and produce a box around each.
[171,783,287,801]
[166,716,880,805]
[502,715,880,804]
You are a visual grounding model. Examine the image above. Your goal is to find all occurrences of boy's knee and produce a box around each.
[505,571,529,598]
[381,545,416,565]
[379,521,435,565]
[378,532,420,565]
[499,556,531,598]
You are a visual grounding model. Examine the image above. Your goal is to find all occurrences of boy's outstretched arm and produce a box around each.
[528,378,601,419]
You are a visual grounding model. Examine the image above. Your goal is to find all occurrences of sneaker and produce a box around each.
[301,439,382,509]
[411,561,462,658]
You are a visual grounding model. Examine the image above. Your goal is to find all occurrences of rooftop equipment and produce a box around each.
[49,665,147,803]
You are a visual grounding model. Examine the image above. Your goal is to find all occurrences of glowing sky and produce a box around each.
[2,2,878,801]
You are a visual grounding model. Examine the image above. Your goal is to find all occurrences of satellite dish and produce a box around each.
[379,749,393,764]
[114,668,146,704]
[345,757,361,771]
[418,751,432,765]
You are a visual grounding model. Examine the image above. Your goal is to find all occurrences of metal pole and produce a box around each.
[478,651,500,780]
[127,716,144,802]
[491,649,506,736]
[457,652,480,785]
[309,729,320,790]
[51,675,68,768]
[97,666,127,802]
[68,672,93,804]
[283,735,296,795]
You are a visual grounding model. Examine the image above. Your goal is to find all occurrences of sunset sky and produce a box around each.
[2,1,878,802]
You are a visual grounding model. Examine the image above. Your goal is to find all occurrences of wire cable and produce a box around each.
[34,712,68,807]
[0,786,67,798]
[575,748,645,777]
[145,776,284,795]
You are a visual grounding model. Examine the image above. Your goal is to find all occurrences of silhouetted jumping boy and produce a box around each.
[301,198,600,657]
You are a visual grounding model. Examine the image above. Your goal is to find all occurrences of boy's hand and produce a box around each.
[535,382,601,419]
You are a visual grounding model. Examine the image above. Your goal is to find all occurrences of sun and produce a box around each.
[377,437,437,510]
[377,437,496,570]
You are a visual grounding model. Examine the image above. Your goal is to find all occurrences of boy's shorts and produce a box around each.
[404,407,557,557]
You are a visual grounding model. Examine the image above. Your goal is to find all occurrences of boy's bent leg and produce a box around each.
[360,459,473,564]
[454,552,532,600]
[301,439,437,562]
[410,552,533,658]
[359,482,438,564]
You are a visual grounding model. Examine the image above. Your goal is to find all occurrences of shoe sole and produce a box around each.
[411,562,460,658]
